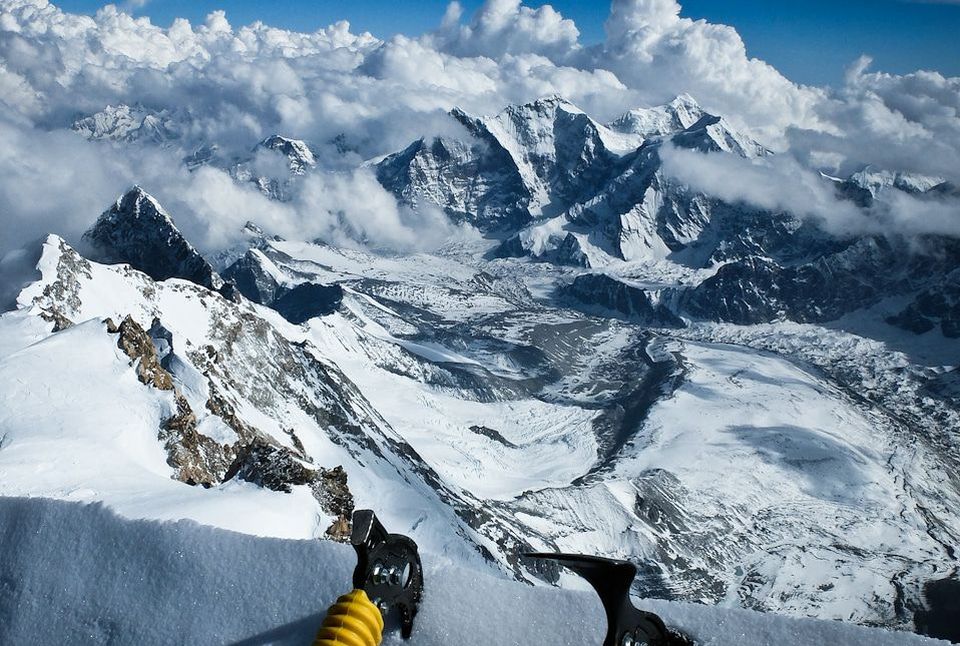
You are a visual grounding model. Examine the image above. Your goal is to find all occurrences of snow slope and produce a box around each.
[211,237,957,631]
[0,319,321,538]
[0,496,946,646]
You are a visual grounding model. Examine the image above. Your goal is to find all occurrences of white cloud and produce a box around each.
[660,143,960,239]
[121,0,150,14]
[431,0,580,60]
[0,0,957,287]
[791,57,960,182]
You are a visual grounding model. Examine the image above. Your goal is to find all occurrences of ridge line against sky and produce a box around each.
[53,0,960,87]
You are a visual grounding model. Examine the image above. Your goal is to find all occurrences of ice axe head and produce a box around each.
[351,509,424,639]
[525,553,683,646]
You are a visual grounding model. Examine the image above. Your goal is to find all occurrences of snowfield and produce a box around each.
[3,232,956,643]
[0,497,948,646]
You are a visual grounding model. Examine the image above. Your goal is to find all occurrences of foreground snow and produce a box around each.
[0,497,946,646]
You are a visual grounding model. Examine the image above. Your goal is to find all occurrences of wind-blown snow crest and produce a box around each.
[0,497,947,646]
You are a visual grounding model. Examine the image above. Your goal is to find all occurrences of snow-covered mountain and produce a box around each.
[376,95,774,269]
[230,135,319,200]
[4,94,960,645]
[82,186,229,294]
[72,104,184,145]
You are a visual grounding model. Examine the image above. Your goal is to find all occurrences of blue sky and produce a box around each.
[54,0,960,87]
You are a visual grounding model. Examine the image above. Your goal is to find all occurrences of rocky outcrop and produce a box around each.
[272,283,343,324]
[224,441,355,540]
[106,314,355,514]
[113,315,175,391]
[108,315,227,485]
[376,135,532,232]
[888,272,960,338]
[221,250,285,305]
[257,135,316,175]
[560,273,684,327]
[682,238,901,325]
[160,393,232,487]
[83,187,225,293]
[228,135,317,200]
[223,249,343,324]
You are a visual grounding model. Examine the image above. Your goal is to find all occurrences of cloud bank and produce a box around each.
[0,0,957,279]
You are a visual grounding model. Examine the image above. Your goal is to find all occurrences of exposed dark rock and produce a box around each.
[221,250,284,305]
[914,576,960,642]
[683,238,899,325]
[888,272,960,338]
[272,283,344,324]
[224,441,355,540]
[325,515,351,542]
[376,134,532,232]
[82,186,223,291]
[148,317,175,370]
[222,250,343,323]
[109,315,233,485]
[159,393,232,487]
[217,282,243,303]
[224,440,316,493]
[312,465,354,522]
[114,315,174,391]
[560,273,684,327]
[257,135,316,175]
[469,425,518,448]
[39,308,73,332]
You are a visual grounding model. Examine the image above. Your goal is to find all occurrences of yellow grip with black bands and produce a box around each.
[313,589,385,646]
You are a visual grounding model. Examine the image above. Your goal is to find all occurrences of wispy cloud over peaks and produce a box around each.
[0,0,956,264]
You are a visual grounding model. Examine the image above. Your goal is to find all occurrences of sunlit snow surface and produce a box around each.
[0,498,947,646]
[2,234,957,637]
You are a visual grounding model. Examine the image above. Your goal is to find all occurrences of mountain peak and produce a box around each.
[511,94,583,116]
[608,95,707,140]
[671,113,768,158]
[669,93,702,110]
[72,104,182,144]
[256,135,316,174]
[82,187,224,291]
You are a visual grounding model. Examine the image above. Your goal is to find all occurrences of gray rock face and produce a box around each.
[229,135,317,201]
[257,135,317,175]
[272,283,344,324]
[82,187,223,292]
[560,273,684,327]
[485,99,769,266]
[888,271,960,338]
[375,133,532,232]
[682,239,900,325]
[377,96,659,233]
[221,250,285,305]
[222,249,343,324]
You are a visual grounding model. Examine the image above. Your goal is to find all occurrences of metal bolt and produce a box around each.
[388,566,403,586]
[372,562,387,585]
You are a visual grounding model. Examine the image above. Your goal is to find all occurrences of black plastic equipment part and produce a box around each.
[351,509,424,639]
[526,553,693,646]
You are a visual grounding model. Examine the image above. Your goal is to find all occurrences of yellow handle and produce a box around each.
[313,589,384,646]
